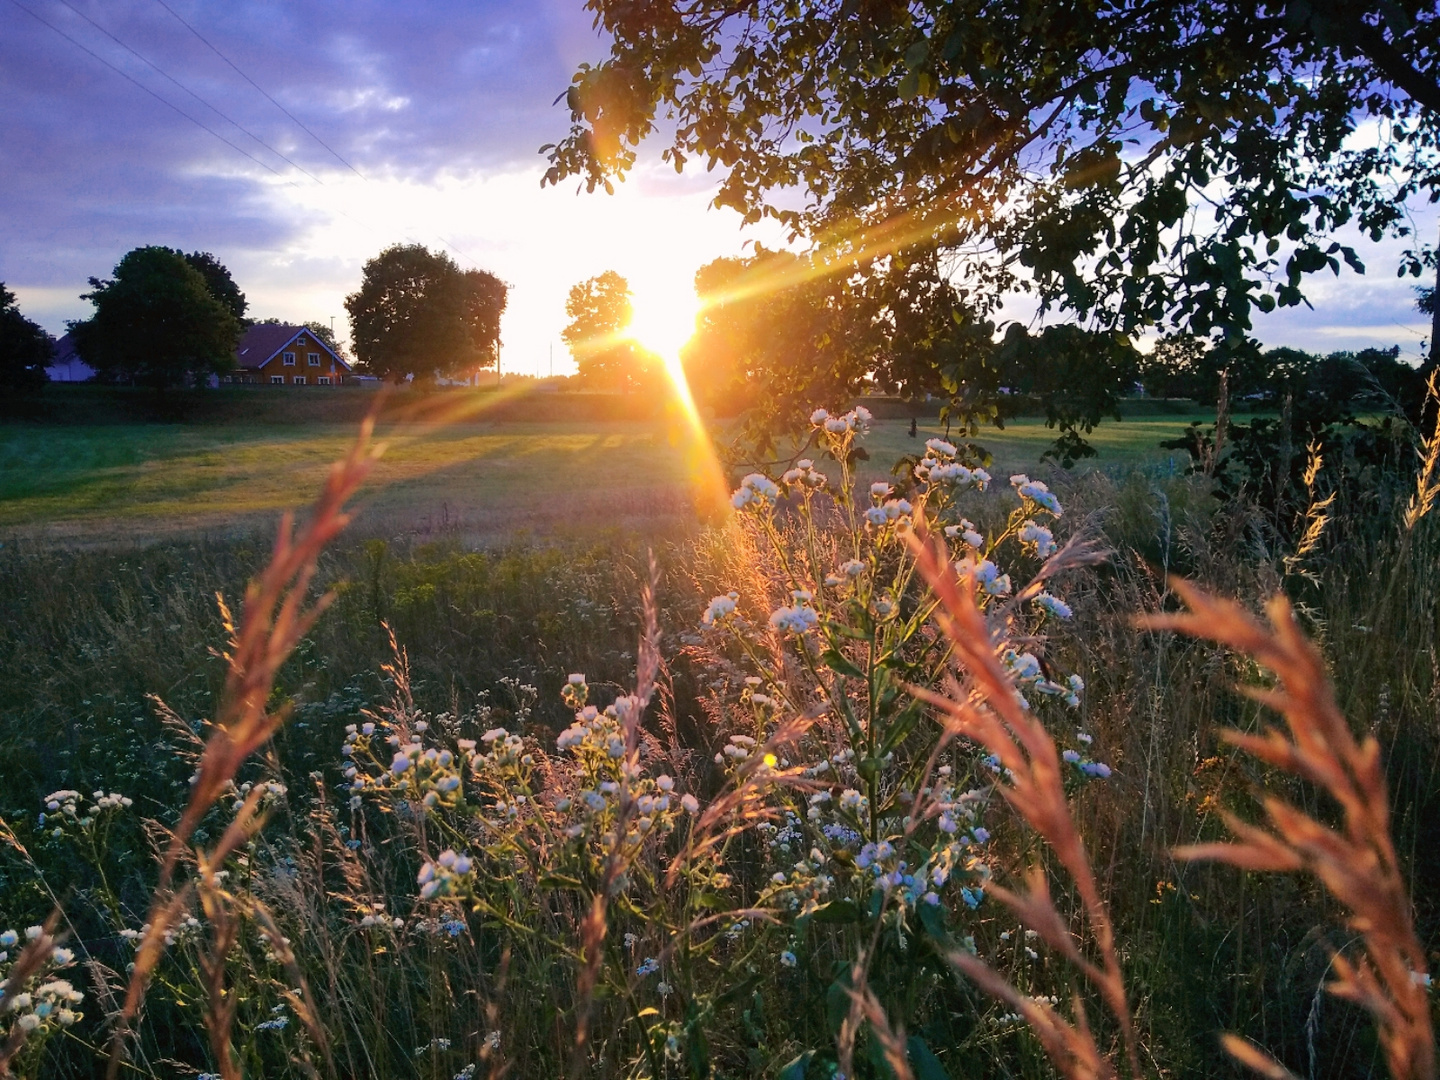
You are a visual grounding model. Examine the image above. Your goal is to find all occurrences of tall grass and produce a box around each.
[0,405,1435,1080]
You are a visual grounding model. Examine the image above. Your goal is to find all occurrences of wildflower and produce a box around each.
[780,950,798,968]
[1082,762,1113,779]
[0,931,16,948]
[636,957,660,976]
[680,793,699,814]
[870,481,891,500]
[926,437,957,457]
[1035,591,1073,619]
[390,752,412,776]
[1062,749,1081,764]
[1018,520,1057,558]
[1012,476,1063,515]
[810,408,829,424]
[769,605,819,634]
[841,559,865,577]
[839,788,865,810]
[732,473,780,511]
[702,593,738,626]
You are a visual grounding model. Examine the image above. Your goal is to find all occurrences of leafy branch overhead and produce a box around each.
[546,0,1440,354]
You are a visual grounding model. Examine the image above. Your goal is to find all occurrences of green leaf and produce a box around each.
[821,648,865,679]
[907,1036,949,1080]
[536,873,582,890]
[780,1051,816,1080]
[808,898,865,924]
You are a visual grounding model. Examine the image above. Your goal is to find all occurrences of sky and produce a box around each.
[2,0,1435,375]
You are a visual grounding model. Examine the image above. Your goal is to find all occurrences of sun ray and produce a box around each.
[626,288,731,516]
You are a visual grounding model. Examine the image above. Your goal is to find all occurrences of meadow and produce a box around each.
[0,401,1208,545]
[0,394,1433,1080]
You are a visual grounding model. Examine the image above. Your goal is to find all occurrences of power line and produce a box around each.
[143,0,491,271]
[149,0,367,181]
[16,0,494,273]
[51,0,328,187]
[8,0,290,182]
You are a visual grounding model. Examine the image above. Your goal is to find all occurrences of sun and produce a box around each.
[623,283,731,513]
[625,286,699,367]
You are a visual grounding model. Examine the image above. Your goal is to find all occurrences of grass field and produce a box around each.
[0,412,1211,545]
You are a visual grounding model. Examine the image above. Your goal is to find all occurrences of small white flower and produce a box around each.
[780,950,798,968]
[1035,592,1073,619]
[702,593,737,626]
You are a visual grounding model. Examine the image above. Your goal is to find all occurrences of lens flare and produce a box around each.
[625,290,730,515]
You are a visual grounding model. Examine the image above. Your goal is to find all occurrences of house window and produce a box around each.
[270,375,285,385]
[317,376,331,385]
[293,376,306,385]
[283,352,296,365]
[308,352,320,366]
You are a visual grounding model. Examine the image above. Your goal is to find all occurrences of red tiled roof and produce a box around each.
[236,324,350,371]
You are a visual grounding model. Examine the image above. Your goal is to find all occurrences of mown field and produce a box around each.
[0,404,1210,545]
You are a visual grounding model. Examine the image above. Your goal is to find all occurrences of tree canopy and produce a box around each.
[183,251,247,323]
[546,0,1440,441]
[69,247,242,388]
[344,244,508,383]
[0,284,52,394]
[561,270,659,391]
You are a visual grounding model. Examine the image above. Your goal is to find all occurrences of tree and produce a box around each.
[302,321,350,361]
[682,250,883,440]
[69,247,242,388]
[183,251,247,323]
[0,284,52,394]
[561,271,659,391]
[545,0,1440,419]
[344,244,507,383]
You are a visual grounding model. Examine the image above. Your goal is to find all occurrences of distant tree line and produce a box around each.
[0,243,508,395]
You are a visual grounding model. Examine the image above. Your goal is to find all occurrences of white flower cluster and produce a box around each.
[417,849,475,899]
[37,788,131,837]
[810,406,872,435]
[956,555,1012,597]
[701,592,739,627]
[342,721,470,811]
[1000,649,1085,709]
[119,914,202,948]
[781,458,829,491]
[1018,519,1057,559]
[944,520,985,550]
[1010,474,1063,517]
[769,601,819,635]
[0,929,84,1034]
[914,438,992,491]
[863,496,914,530]
[757,830,835,916]
[731,472,780,511]
[1061,728,1112,778]
[551,676,698,844]
[230,779,287,813]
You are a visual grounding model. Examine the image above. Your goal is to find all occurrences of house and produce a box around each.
[45,333,96,383]
[230,324,353,385]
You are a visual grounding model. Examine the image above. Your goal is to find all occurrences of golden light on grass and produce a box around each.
[625,286,731,516]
